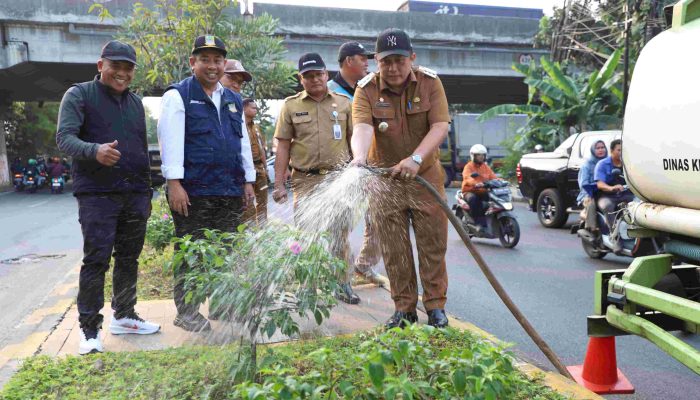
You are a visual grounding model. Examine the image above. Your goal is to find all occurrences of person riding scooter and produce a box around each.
[48,157,66,179]
[594,139,634,253]
[461,144,499,230]
[577,140,608,240]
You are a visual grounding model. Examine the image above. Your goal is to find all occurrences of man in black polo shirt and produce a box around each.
[57,40,160,355]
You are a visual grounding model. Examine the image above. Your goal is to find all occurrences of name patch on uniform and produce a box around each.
[295,112,309,116]
[190,100,206,105]
[375,102,391,108]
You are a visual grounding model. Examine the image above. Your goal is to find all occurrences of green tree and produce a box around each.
[539,0,674,71]
[4,102,63,162]
[90,0,296,103]
[479,50,623,175]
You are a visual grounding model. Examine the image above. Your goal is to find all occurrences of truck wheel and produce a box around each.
[536,188,567,228]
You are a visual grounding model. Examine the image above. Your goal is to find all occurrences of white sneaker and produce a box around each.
[79,328,103,355]
[109,312,161,335]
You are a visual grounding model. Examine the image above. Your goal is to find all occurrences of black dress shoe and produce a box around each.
[336,283,360,305]
[174,313,211,332]
[385,311,418,329]
[427,309,449,328]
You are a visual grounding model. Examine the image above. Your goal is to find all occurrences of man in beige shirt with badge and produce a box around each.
[273,52,360,304]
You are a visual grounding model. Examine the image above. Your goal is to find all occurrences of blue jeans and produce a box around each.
[76,193,151,330]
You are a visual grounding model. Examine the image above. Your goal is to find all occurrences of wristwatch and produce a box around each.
[411,154,423,166]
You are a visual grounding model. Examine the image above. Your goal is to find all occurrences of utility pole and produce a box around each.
[622,0,631,114]
[0,101,10,186]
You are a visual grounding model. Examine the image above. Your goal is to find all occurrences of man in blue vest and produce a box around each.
[327,42,384,287]
[57,40,161,355]
[158,35,256,332]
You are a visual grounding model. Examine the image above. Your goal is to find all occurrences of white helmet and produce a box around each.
[470,144,488,160]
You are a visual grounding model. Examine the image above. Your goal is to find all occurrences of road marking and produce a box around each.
[49,282,78,297]
[27,199,50,208]
[0,331,50,370]
[23,298,74,325]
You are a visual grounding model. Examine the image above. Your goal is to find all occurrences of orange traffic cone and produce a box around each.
[567,336,635,394]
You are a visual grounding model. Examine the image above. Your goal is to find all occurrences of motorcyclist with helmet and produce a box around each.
[461,144,499,229]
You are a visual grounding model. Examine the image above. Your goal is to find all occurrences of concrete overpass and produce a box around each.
[0,0,547,104]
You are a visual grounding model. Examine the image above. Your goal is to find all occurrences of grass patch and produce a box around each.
[1,326,570,400]
[104,245,174,302]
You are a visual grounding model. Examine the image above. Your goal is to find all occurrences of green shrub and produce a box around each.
[235,325,569,400]
[144,191,174,251]
[170,223,346,373]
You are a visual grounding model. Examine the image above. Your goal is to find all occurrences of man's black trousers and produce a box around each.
[170,196,243,317]
[77,192,151,330]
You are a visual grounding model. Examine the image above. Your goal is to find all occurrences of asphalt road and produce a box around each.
[1,185,698,398]
[0,187,82,351]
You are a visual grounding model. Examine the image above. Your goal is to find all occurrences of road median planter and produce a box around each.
[1,325,575,400]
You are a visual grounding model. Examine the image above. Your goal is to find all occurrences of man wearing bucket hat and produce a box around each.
[158,35,256,332]
[57,40,160,355]
[221,59,253,94]
[220,60,269,226]
[351,28,451,329]
[272,52,360,305]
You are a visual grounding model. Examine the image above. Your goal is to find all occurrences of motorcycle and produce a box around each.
[23,171,38,193]
[572,169,659,259]
[452,177,521,248]
[13,172,24,191]
[50,176,64,194]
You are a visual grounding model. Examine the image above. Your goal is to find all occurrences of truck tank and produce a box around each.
[623,1,700,210]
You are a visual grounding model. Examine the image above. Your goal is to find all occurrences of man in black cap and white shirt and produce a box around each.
[57,40,161,355]
[158,35,256,332]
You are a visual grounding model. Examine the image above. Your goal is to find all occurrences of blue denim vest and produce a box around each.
[167,77,245,197]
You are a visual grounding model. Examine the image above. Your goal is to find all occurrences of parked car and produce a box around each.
[517,130,621,228]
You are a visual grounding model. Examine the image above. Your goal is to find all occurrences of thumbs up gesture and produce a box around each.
[96,140,122,166]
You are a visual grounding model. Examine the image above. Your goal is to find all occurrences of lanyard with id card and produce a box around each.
[332,110,342,140]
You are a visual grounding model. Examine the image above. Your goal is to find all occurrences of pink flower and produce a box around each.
[289,241,302,255]
[162,213,170,220]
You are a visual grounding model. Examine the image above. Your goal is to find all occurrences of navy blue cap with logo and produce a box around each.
[101,40,137,65]
[375,28,413,60]
[298,53,326,74]
[192,35,227,57]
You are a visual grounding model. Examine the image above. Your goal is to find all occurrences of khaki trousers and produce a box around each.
[242,165,269,227]
[354,214,382,273]
[371,163,448,312]
[291,171,353,283]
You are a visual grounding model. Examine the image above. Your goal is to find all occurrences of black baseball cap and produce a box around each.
[338,42,375,62]
[375,28,413,60]
[298,53,326,74]
[192,35,227,57]
[101,40,137,65]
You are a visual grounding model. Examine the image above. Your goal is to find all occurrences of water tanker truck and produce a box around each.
[589,0,700,377]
